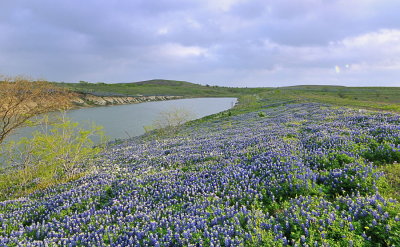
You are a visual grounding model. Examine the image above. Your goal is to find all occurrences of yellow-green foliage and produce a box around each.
[0,115,106,201]
[377,163,400,202]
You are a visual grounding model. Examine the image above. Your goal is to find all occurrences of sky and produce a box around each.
[1,0,400,87]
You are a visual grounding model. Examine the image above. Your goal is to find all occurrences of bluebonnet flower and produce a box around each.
[0,103,399,246]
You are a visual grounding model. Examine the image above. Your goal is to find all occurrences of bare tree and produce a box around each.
[148,107,195,136]
[0,76,75,144]
[154,107,194,129]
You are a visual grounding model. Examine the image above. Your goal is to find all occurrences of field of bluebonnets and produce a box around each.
[1,102,399,246]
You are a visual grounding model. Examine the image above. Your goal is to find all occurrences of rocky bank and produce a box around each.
[73,94,184,107]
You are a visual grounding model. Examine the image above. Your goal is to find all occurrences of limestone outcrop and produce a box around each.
[72,94,183,107]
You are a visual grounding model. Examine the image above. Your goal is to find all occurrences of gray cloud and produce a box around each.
[0,0,399,86]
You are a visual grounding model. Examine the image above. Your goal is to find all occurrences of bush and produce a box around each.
[377,163,400,201]
[258,111,266,117]
[362,141,400,165]
[144,107,194,136]
[317,163,379,197]
[307,152,356,170]
[0,114,105,201]
[239,95,258,107]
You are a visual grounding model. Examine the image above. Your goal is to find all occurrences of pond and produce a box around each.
[8,97,237,142]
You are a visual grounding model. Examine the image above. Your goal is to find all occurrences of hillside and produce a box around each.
[1,100,399,246]
[132,79,201,87]
[281,85,400,104]
[59,79,267,98]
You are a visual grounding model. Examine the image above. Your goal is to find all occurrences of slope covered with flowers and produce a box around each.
[1,103,399,246]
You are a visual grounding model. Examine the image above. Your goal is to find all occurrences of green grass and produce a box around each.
[275,85,400,112]
[378,163,400,201]
[57,79,270,97]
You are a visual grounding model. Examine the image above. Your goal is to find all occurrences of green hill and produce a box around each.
[132,79,201,87]
[58,79,269,97]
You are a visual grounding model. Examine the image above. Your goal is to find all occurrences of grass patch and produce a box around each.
[377,163,400,201]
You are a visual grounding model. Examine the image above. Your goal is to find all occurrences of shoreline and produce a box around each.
[72,93,185,108]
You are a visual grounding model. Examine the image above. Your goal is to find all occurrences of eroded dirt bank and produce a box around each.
[72,93,184,107]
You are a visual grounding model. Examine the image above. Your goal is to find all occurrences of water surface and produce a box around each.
[9,97,237,142]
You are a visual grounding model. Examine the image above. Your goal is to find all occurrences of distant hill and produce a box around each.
[283,85,346,89]
[58,79,267,98]
[131,79,201,87]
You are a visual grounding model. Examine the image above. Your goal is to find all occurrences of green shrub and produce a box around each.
[362,141,400,165]
[377,163,400,201]
[0,114,106,201]
[307,152,355,170]
[258,111,266,117]
[318,163,378,197]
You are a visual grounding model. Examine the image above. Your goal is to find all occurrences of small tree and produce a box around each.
[0,76,74,144]
[0,114,105,200]
[144,108,194,136]
[154,107,194,128]
[239,95,258,107]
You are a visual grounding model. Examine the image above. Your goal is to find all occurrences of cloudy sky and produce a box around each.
[1,0,400,87]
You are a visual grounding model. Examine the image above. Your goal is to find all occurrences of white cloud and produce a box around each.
[156,43,208,58]
[256,29,400,71]
[341,29,400,48]
[335,29,400,71]
[205,0,248,12]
